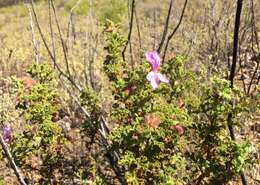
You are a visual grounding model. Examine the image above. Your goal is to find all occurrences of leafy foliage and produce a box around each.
[98,21,251,184]
[10,62,66,183]
[188,78,250,184]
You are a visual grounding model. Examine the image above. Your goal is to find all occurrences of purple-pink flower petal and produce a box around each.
[146,71,155,81]
[145,51,160,71]
[145,51,169,89]
[147,72,160,89]
[150,75,160,89]
[157,73,169,83]
[3,127,12,143]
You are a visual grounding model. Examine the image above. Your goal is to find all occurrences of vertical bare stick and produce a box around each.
[251,0,259,51]
[162,0,188,63]
[84,0,90,85]
[157,0,173,54]
[153,8,157,50]
[26,4,40,64]
[66,0,81,45]
[127,0,134,67]
[229,0,243,88]
[89,34,99,91]
[227,0,248,185]
[122,0,135,61]
[48,0,56,68]
[30,0,55,62]
[0,136,27,185]
[30,0,82,91]
[129,40,134,68]
[85,0,93,86]
[50,0,71,78]
[65,0,81,78]
[134,7,142,51]
[88,0,95,90]
[247,0,260,94]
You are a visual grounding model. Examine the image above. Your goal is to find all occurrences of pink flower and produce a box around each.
[145,51,169,89]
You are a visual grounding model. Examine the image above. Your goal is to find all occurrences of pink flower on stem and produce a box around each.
[145,51,169,89]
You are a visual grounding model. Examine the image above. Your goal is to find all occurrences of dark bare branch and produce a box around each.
[134,7,142,51]
[162,0,188,63]
[50,0,71,77]
[227,1,248,185]
[157,0,173,54]
[48,0,56,67]
[0,135,27,185]
[30,0,82,91]
[122,0,135,61]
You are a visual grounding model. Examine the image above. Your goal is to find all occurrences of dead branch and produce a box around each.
[134,7,142,51]
[122,0,135,62]
[30,0,82,92]
[227,0,248,185]
[247,0,260,94]
[66,0,81,43]
[0,135,27,185]
[128,0,134,67]
[60,78,125,184]
[50,0,71,78]
[162,0,188,63]
[25,3,40,64]
[157,0,173,54]
[48,0,56,67]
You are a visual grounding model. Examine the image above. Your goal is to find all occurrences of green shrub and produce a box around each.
[188,78,250,184]
[90,20,250,184]
[11,62,66,183]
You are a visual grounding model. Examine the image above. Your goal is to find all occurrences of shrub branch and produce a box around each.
[228,0,248,185]
[0,135,27,185]
[162,0,188,63]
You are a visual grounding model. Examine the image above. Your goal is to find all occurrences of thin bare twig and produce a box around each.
[50,0,71,77]
[48,0,56,67]
[227,0,248,184]
[60,79,125,184]
[229,0,243,88]
[127,0,134,67]
[248,56,260,94]
[30,1,55,62]
[30,0,82,91]
[152,8,157,50]
[26,3,40,64]
[157,0,173,54]
[85,0,99,90]
[247,0,260,94]
[0,135,27,185]
[122,0,135,61]
[134,7,142,51]
[89,34,100,91]
[66,0,81,47]
[162,0,188,63]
